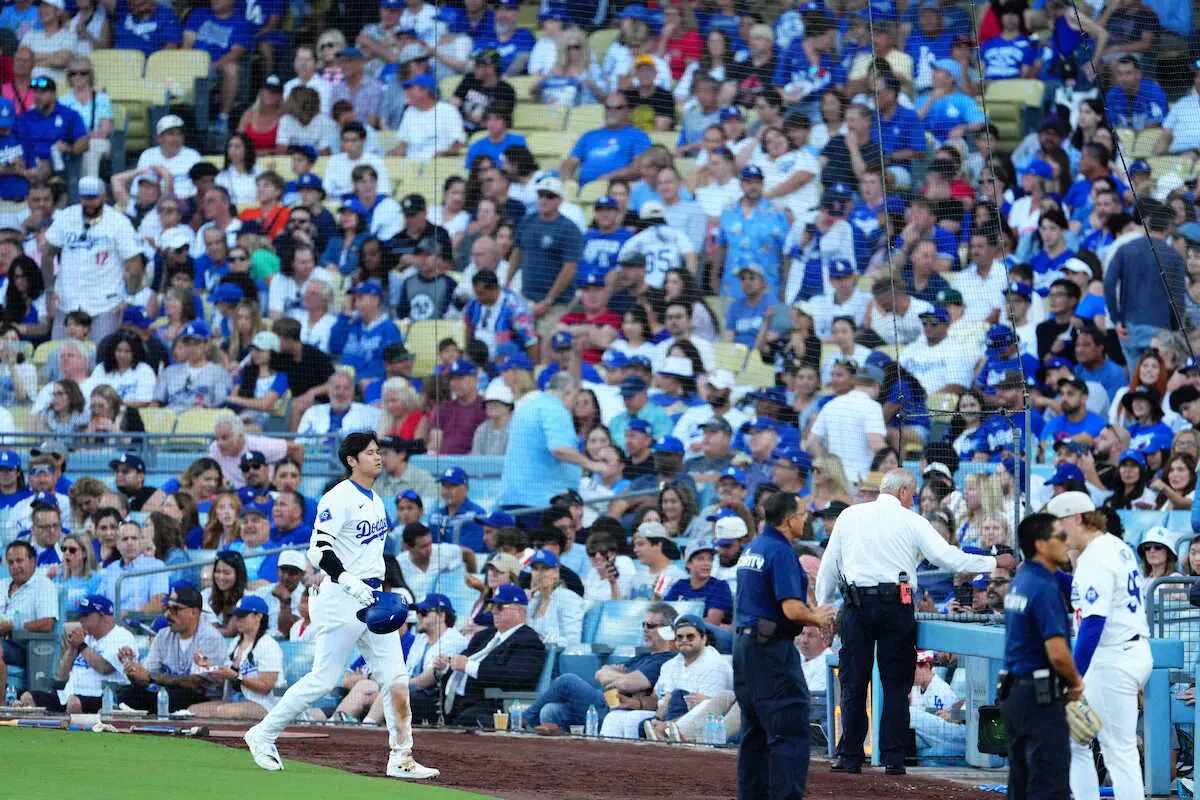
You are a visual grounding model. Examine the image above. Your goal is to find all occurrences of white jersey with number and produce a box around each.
[1070,533,1150,646]
[307,478,390,583]
[617,225,695,289]
[45,205,140,316]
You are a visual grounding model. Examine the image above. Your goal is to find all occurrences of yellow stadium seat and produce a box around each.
[439,75,461,101]
[736,353,775,388]
[589,28,618,60]
[1132,128,1163,159]
[384,156,421,185]
[173,408,224,448]
[713,342,749,373]
[405,319,466,377]
[1148,156,1187,178]
[513,102,567,131]
[9,406,29,432]
[89,49,146,91]
[421,158,466,181]
[648,130,678,151]
[928,392,959,416]
[1112,127,1136,151]
[33,340,94,371]
[145,49,211,104]
[567,104,605,133]
[575,180,611,203]
[523,130,570,161]
[506,75,538,99]
[981,79,1043,149]
[138,407,177,436]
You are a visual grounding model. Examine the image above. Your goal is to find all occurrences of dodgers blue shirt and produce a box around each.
[15,104,86,169]
[0,130,28,200]
[664,575,733,621]
[480,29,536,74]
[328,315,403,382]
[1039,410,1106,442]
[873,105,926,166]
[465,132,527,169]
[579,227,633,280]
[1003,560,1070,675]
[921,90,985,144]
[115,6,184,55]
[734,525,807,629]
[428,498,488,552]
[1104,79,1169,130]
[184,8,253,62]
[570,125,652,185]
[1028,248,1076,297]
[725,294,773,347]
[979,35,1038,80]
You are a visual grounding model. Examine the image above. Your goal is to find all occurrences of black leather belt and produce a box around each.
[857,583,899,596]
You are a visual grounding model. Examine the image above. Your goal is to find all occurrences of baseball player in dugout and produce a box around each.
[1048,491,1151,800]
[999,512,1087,800]
[243,431,439,780]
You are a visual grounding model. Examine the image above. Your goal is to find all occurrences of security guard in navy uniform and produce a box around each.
[814,468,1011,774]
[999,512,1084,800]
[734,491,836,800]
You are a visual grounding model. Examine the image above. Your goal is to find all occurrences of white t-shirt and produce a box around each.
[45,205,141,316]
[801,646,833,694]
[399,2,439,44]
[288,309,338,352]
[308,478,390,581]
[229,634,283,710]
[135,146,203,199]
[396,102,466,161]
[899,336,976,395]
[695,180,742,218]
[654,646,734,699]
[216,165,263,208]
[910,673,958,711]
[406,628,469,677]
[808,289,872,337]
[810,388,887,481]
[1070,533,1150,647]
[277,113,338,152]
[63,623,137,698]
[821,344,873,386]
[22,27,78,82]
[617,226,695,290]
[323,152,390,201]
[396,543,463,600]
[88,362,157,404]
[284,75,334,115]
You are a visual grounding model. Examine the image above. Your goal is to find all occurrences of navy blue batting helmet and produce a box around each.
[356,591,410,634]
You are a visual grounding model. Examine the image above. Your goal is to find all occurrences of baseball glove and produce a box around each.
[1065,699,1102,744]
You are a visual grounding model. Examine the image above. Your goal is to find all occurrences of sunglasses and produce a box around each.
[642,622,662,630]
[1143,542,1166,551]
[676,633,700,641]
[62,546,81,554]
[230,254,249,262]
[1049,532,1068,542]
[164,603,188,613]
[605,105,627,111]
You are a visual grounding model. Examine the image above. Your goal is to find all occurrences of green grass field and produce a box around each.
[2,729,497,800]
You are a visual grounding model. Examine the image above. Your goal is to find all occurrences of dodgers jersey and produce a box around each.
[308,478,390,582]
[1070,533,1150,646]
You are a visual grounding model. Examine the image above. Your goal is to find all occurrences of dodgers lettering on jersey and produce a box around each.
[308,479,390,581]
[1070,533,1150,645]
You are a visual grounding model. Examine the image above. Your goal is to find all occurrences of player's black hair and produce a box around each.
[5,539,35,560]
[763,490,803,527]
[402,522,432,548]
[338,431,380,473]
[1017,512,1058,560]
[532,524,567,552]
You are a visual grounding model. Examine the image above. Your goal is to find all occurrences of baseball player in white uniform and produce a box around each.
[1047,492,1152,800]
[243,432,438,780]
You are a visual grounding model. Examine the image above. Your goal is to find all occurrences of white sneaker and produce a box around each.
[243,725,283,772]
[386,753,440,780]
[642,720,661,741]
[665,723,682,743]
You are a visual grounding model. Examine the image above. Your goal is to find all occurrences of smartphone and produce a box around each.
[954,583,974,607]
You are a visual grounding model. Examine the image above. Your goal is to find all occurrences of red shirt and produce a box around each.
[559,309,622,364]
[663,31,703,80]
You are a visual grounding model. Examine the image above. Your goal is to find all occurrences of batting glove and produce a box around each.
[1065,699,1102,744]
[338,576,377,608]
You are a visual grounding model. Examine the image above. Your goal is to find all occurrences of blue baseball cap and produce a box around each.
[620,375,649,397]
[602,351,629,369]
[773,447,811,471]
[415,593,455,613]
[740,165,764,180]
[439,466,468,485]
[296,172,324,192]
[0,98,14,126]
[1128,158,1151,175]
[380,0,404,8]
[211,283,243,305]
[932,57,962,85]
[865,350,892,370]
[985,324,1017,354]
[1004,281,1033,301]
[476,510,515,528]
[338,46,365,59]
[350,279,385,297]
[828,259,855,278]
[1118,449,1147,469]
[706,507,739,522]
[673,613,705,633]
[1045,463,1084,486]
[403,73,437,92]
[76,594,114,616]
[918,305,950,324]
[654,435,685,454]
[499,353,534,372]
[0,450,19,469]
[1025,159,1054,180]
[288,144,320,163]
[626,418,654,436]
[108,452,146,472]
[551,331,574,350]
[539,8,568,22]
[231,595,269,616]
[750,386,789,406]
[179,319,211,340]
[594,195,619,210]
[720,105,746,122]
[492,583,528,605]
[628,355,653,372]
[495,0,519,7]
[744,417,778,434]
[447,358,476,377]
[618,4,645,19]
[579,270,606,288]
[240,503,269,519]
[122,305,152,329]
[717,466,747,485]
[1045,356,1073,371]
[529,548,560,568]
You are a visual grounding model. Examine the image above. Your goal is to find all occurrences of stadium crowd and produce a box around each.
[0,0,1199,764]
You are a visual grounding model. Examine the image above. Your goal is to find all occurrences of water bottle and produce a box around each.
[509,700,522,731]
[4,683,15,707]
[585,704,599,737]
[101,684,114,716]
[715,715,727,746]
[156,685,169,720]
[702,713,715,744]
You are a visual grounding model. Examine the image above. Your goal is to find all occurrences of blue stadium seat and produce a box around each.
[592,600,706,649]
[557,646,602,687]
[581,603,603,643]
[431,569,480,618]
[279,640,315,688]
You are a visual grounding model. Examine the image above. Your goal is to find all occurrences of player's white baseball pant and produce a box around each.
[256,581,415,757]
[599,709,655,739]
[1068,638,1153,800]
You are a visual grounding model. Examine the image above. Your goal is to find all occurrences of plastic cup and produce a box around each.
[493,712,509,730]
[569,725,585,736]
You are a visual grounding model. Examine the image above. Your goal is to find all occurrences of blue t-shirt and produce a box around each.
[0,5,39,36]
[184,8,253,62]
[1039,410,1106,442]
[328,315,403,382]
[664,575,733,620]
[734,526,807,627]
[725,294,772,347]
[976,352,1040,391]
[1127,420,1173,451]
[921,91,985,144]
[1003,560,1070,675]
[1028,248,1076,297]
[849,200,885,268]
[465,132,527,169]
[579,227,633,280]
[497,390,581,507]
[514,212,584,303]
[1104,79,1169,130]
[0,131,28,201]
[479,29,536,74]
[905,28,955,88]
[969,409,1043,460]
[979,35,1038,80]
[451,9,495,41]
[1073,359,1126,400]
[429,498,488,552]
[873,105,926,166]
[570,125,652,185]
[772,44,844,102]
[15,104,87,168]
[237,0,282,37]
[115,6,184,54]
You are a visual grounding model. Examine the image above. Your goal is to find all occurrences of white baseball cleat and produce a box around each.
[386,753,440,780]
[243,725,284,772]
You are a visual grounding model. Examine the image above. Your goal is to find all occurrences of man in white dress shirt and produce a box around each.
[953,228,1009,324]
[816,468,1012,774]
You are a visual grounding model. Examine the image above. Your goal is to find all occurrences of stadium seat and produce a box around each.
[506,75,539,99]
[558,646,603,687]
[1132,128,1163,158]
[421,158,466,182]
[405,319,466,377]
[8,407,29,432]
[523,130,570,161]
[172,408,225,448]
[513,102,567,131]
[588,29,618,60]
[713,342,749,374]
[567,104,605,134]
[144,49,211,105]
[736,352,775,388]
[32,339,95,373]
[279,640,315,689]
[575,180,610,204]
[439,75,461,101]
[592,600,705,649]
[981,79,1044,148]
[90,49,146,92]
[1148,156,1191,179]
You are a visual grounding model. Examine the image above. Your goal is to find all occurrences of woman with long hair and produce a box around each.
[31,378,87,435]
[1152,453,1196,510]
[154,286,198,351]
[54,531,101,606]
[316,29,347,84]
[1104,450,1158,511]
[238,77,284,154]
[958,472,1004,548]
[203,549,249,636]
[1069,98,1107,152]
[190,595,283,719]
[1109,353,1168,425]
[203,492,244,550]
[321,204,369,276]
[149,511,191,583]
[70,0,110,54]
[1181,537,1200,577]
[782,363,821,436]
[91,507,121,566]
[61,55,113,177]
[950,390,986,461]
[216,132,262,207]
[226,330,288,430]
[225,300,266,367]
[809,455,853,511]
[661,268,718,341]
[89,330,156,406]
[0,323,36,405]
[143,456,226,515]
[675,28,732,101]
[2,256,49,341]
[822,317,872,385]
[429,176,471,248]
[354,237,395,287]
[67,476,106,531]
[378,377,427,439]
[276,85,335,155]
[534,25,604,106]
[462,552,522,636]
[748,125,815,222]
[659,482,699,537]
[1136,529,1181,579]
[571,388,601,437]
[526,549,585,646]
[607,305,660,362]
[655,3,702,82]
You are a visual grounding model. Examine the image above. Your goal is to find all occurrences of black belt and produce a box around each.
[857,583,900,596]
[364,578,383,589]
[734,626,793,641]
